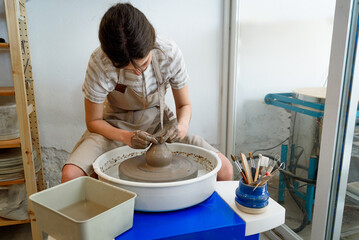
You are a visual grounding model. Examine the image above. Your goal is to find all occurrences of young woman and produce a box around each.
[61,3,233,182]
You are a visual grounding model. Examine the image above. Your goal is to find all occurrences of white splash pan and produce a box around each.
[93,143,221,212]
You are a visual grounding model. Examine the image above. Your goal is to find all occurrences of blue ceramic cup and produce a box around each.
[235,178,269,214]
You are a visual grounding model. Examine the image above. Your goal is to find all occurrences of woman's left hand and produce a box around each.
[153,119,177,143]
[177,122,188,140]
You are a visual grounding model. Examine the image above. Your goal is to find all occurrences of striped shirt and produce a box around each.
[82,36,189,103]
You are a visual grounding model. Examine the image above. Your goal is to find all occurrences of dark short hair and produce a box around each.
[99,3,156,69]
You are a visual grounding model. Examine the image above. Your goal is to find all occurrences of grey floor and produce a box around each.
[267,175,359,240]
[267,176,312,240]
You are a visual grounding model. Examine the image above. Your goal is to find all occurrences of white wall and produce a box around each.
[23,0,223,152]
[234,0,336,154]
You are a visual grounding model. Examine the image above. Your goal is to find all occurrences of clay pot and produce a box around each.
[145,143,173,168]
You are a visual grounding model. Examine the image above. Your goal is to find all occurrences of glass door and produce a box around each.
[229,0,335,238]
[311,0,359,239]
[228,0,359,238]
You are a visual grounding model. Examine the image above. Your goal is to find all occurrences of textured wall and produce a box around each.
[41,148,69,187]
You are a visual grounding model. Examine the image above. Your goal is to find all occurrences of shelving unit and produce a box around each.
[0,86,15,95]
[1,0,46,239]
[0,217,30,227]
[0,42,10,48]
[0,138,21,148]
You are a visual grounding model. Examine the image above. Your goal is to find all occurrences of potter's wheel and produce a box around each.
[119,154,198,182]
[93,143,221,212]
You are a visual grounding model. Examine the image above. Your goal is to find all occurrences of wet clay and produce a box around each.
[119,143,198,182]
[145,143,173,167]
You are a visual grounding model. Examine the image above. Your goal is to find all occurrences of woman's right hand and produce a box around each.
[84,99,157,149]
[128,130,158,149]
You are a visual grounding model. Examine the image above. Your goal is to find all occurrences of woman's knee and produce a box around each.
[61,164,87,183]
[217,153,233,181]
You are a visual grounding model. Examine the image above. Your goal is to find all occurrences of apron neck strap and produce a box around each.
[151,50,165,130]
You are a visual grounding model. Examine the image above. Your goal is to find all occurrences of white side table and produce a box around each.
[215,181,286,236]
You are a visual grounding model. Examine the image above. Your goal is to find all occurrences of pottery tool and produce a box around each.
[252,172,265,186]
[266,159,277,175]
[254,154,261,182]
[265,154,281,174]
[248,152,256,177]
[231,154,248,184]
[252,175,272,191]
[240,153,253,184]
[253,162,284,191]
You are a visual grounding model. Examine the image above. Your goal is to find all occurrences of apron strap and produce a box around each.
[151,51,166,130]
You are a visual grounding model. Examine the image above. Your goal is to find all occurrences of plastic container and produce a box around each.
[0,96,19,140]
[235,178,269,214]
[29,176,136,240]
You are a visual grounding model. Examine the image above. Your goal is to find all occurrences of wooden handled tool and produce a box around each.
[240,153,253,184]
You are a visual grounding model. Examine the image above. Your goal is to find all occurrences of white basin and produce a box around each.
[93,143,221,212]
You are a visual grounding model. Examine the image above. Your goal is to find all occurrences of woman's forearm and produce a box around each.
[176,104,191,127]
[85,98,131,145]
[171,85,191,139]
[86,119,131,144]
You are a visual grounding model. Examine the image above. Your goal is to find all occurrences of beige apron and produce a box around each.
[66,50,218,175]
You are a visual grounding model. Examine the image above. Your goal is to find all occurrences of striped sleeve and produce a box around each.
[82,50,111,103]
[161,39,189,89]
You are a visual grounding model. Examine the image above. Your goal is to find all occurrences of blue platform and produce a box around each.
[116,191,258,240]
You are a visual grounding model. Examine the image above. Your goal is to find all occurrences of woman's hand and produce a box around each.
[172,85,191,141]
[177,122,188,140]
[153,119,177,143]
[153,118,188,143]
[128,130,158,149]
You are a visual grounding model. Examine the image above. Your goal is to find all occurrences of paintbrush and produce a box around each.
[259,155,269,177]
[248,152,256,178]
[231,154,248,184]
[230,155,242,175]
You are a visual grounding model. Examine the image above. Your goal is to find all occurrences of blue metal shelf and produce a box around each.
[265,93,359,119]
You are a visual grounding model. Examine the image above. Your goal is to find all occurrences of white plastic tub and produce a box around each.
[93,143,221,212]
[29,176,136,240]
[0,96,19,140]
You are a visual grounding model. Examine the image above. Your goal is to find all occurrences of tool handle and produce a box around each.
[251,167,256,178]
[240,153,253,184]
[240,172,248,184]
[254,166,260,182]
